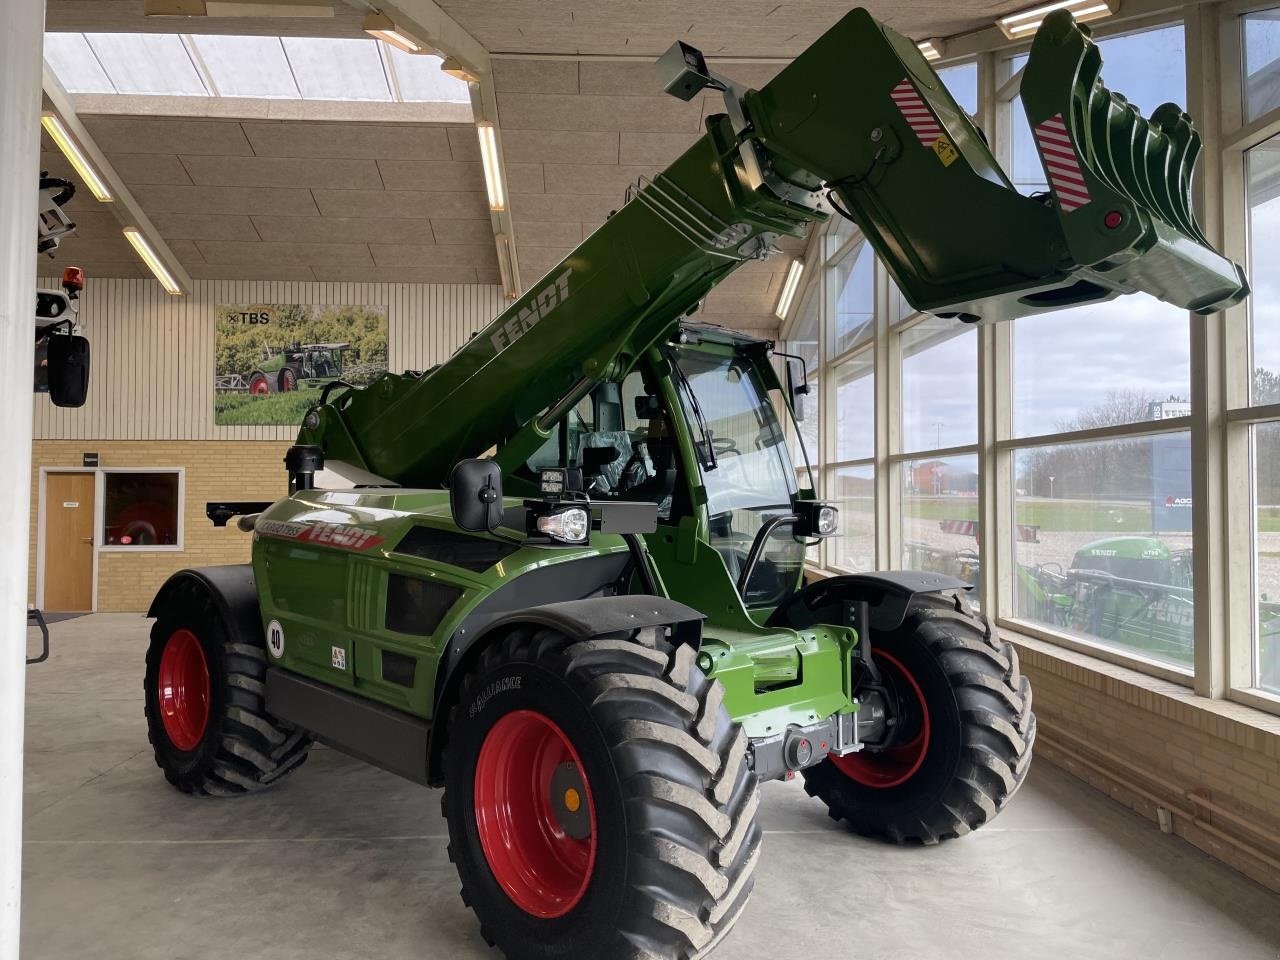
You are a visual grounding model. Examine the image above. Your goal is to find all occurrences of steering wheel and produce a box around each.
[616,439,650,494]
[710,435,740,456]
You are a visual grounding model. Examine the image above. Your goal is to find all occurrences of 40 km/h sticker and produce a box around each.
[266,620,285,658]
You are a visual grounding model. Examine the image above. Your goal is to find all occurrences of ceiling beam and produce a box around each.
[365,0,522,296]
[41,66,193,295]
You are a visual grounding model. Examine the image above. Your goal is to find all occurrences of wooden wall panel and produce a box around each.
[33,278,506,441]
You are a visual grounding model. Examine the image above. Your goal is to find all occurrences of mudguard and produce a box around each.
[146,565,263,644]
[767,570,971,633]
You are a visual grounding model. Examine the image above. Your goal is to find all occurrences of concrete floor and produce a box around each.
[20,613,1280,960]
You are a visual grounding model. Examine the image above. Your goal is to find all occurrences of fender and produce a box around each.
[767,570,971,633]
[425,592,704,785]
[146,565,263,644]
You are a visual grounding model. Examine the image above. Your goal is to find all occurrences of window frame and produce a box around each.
[783,12,1280,715]
[96,466,185,553]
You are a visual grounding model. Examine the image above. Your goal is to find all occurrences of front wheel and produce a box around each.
[802,591,1035,844]
[144,581,311,796]
[442,627,759,960]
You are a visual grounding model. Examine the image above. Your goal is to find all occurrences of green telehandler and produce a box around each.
[143,10,1247,959]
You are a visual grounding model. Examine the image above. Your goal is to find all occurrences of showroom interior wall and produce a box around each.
[785,4,1280,890]
[29,277,504,610]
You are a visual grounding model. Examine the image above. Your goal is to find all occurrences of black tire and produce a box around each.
[279,364,300,392]
[442,626,759,960]
[144,581,311,796]
[802,591,1035,844]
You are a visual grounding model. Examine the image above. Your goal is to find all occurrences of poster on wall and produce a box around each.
[213,303,388,426]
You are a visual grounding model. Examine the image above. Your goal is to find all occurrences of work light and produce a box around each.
[536,507,590,544]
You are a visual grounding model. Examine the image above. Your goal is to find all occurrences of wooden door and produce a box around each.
[43,473,95,611]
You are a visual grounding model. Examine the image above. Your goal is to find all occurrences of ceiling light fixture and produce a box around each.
[122,227,184,295]
[776,260,804,320]
[363,10,432,55]
[477,122,506,212]
[441,56,478,83]
[997,0,1118,40]
[40,113,112,202]
[144,0,335,17]
[917,39,945,61]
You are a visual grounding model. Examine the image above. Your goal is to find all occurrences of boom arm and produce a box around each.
[297,7,1247,489]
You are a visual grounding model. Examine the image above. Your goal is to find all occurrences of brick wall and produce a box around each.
[29,440,290,612]
[1012,635,1280,892]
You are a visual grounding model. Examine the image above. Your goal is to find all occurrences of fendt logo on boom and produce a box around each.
[490,268,571,353]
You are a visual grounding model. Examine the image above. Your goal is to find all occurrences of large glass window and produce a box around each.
[1011,434,1193,670]
[902,453,980,588]
[779,16,1280,712]
[937,62,978,114]
[1244,10,1280,122]
[835,353,873,463]
[1254,423,1280,694]
[830,464,875,573]
[832,242,874,356]
[1007,25,1185,196]
[901,318,978,452]
[101,471,182,549]
[1012,294,1191,438]
[1248,135,1280,401]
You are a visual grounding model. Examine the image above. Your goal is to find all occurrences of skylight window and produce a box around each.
[85,33,210,97]
[43,33,115,94]
[282,37,391,101]
[191,35,299,99]
[43,32,472,106]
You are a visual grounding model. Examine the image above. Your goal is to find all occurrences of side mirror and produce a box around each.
[581,445,620,475]
[449,459,504,533]
[633,394,664,420]
[46,333,90,408]
[786,357,809,422]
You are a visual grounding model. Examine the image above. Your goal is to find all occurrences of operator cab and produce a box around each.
[517,326,835,610]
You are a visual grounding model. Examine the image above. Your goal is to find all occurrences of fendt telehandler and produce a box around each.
[143,10,1247,959]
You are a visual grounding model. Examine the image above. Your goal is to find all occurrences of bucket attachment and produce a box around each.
[1020,10,1248,315]
[745,8,1247,323]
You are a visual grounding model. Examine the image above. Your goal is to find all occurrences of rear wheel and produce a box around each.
[802,591,1035,844]
[443,627,759,960]
[278,365,299,392]
[144,582,312,796]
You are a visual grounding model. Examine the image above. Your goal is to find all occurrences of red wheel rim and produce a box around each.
[473,709,597,918]
[830,650,930,788]
[250,377,269,396]
[157,629,210,752]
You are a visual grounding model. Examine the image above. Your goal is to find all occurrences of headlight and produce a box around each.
[536,507,589,544]
[816,505,839,536]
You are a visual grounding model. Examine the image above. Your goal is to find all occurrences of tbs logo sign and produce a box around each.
[229,310,273,325]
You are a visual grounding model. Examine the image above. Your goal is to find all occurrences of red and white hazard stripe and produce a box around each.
[1034,113,1091,213]
[890,78,942,147]
[938,519,979,537]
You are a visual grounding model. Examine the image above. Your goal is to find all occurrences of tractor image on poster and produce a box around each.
[141,11,1249,960]
[246,341,349,396]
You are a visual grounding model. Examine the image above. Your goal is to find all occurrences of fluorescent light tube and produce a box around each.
[998,0,1117,40]
[441,56,478,83]
[477,123,506,212]
[123,228,183,295]
[776,260,804,320]
[40,114,112,202]
[364,11,431,55]
[917,39,945,62]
